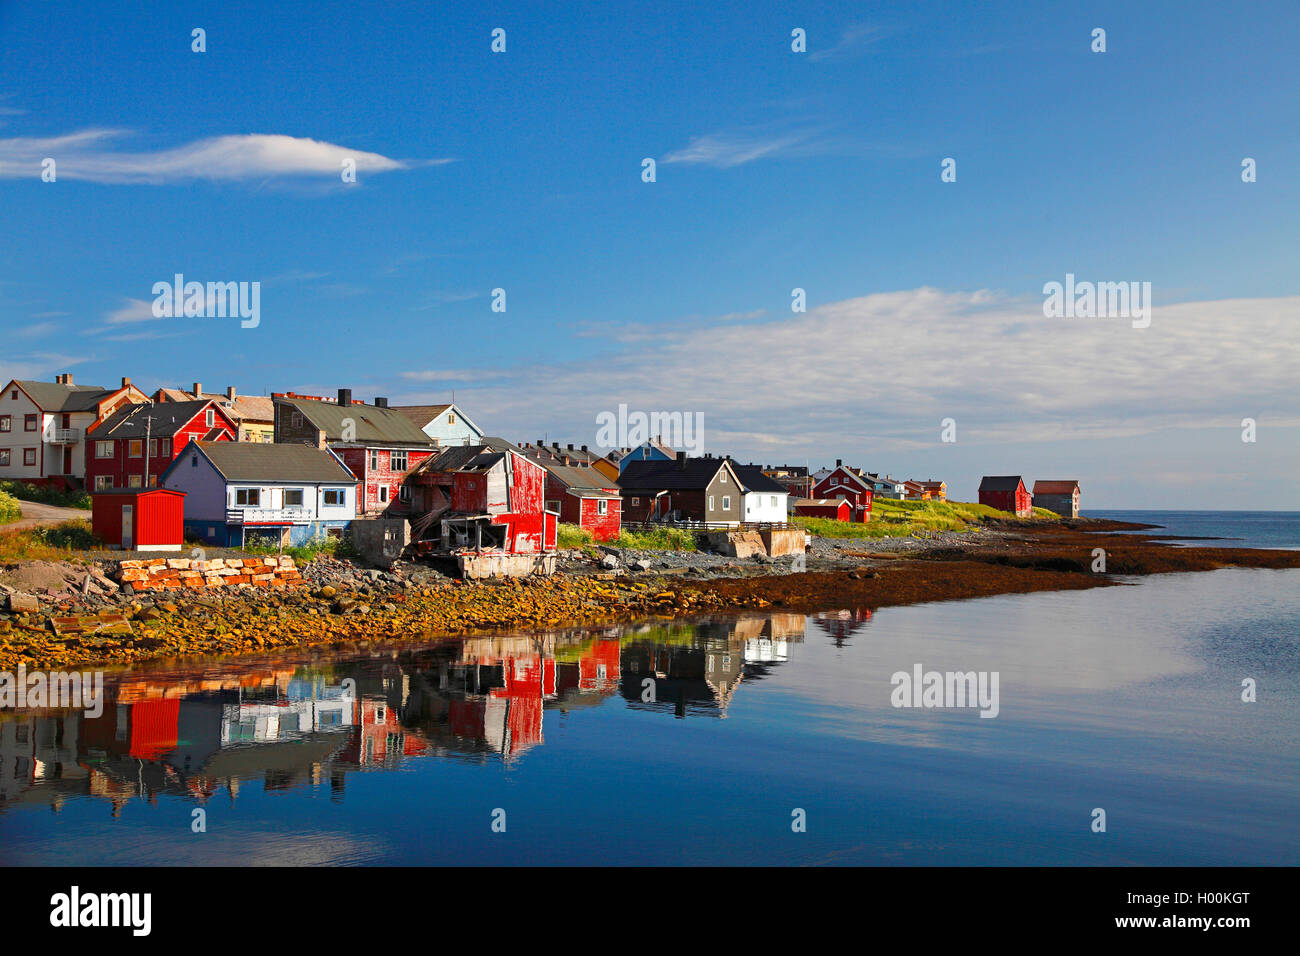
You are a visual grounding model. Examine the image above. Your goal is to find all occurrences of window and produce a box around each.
[0,415,9,431]
[23,448,36,466]
[369,450,380,470]
[191,454,198,467]
[129,440,143,457]
[719,471,726,483]
[95,475,113,491]
[597,498,608,515]
[8,390,15,400]
[148,438,158,457]
[771,496,777,507]
[323,488,346,506]
[631,497,640,506]
[398,485,410,502]
[390,450,408,472]
[0,450,9,466]
[205,408,215,427]
[128,475,142,488]
[447,413,455,425]
[149,476,157,487]
[722,496,731,510]
[284,489,304,507]
[24,414,37,431]
[96,441,113,458]
[291,411,303,428]
[546,499,561,512]
[378,485,389,503]
[709,495,715,511]
[235,488,260,506]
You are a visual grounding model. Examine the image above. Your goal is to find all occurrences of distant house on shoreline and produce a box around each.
[1033,480,1080,518]
[978,476,1033,517]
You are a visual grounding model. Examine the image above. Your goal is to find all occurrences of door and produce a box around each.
[63,447,72,474]
[121,504,134,549]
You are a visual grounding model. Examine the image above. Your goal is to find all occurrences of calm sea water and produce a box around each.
[2,528,1297,865]
[1086,509,1300,549]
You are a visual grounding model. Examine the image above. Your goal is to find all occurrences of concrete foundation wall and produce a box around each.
[457,552,557,579]
[760,528,806,557]
[351,517,411,567]
[706,530,766,558]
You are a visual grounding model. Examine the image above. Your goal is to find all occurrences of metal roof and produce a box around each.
[186,441,357,483]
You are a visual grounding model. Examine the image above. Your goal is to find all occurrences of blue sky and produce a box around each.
[2,0,1298,507]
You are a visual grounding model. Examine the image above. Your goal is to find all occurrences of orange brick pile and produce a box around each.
[114,556,302,593]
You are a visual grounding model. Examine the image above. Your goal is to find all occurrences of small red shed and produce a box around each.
[793,498,853,522]
[91,488,186,551]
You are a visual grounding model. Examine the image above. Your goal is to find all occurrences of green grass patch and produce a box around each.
[557,523,596,551]
[0,480,91,510]
[242,530,355,563]
[613,526,699,552]
[0,519,100,562]
[796,498,1057,541]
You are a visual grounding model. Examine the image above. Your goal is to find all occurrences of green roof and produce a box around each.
[279,397,433,446]
[14,380,117,412]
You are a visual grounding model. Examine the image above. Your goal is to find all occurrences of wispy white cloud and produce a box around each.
[0,129,445,183]
[662,127,833,168]
[809,23,890,62]
[400,369,493,383]
[388,288,1300,460]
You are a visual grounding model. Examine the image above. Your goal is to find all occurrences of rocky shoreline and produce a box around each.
[2,517,1297,670]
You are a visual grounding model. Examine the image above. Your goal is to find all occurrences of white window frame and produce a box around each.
[235,488,260,507]
[284,488,305,507]
[597,498,608,515]
[96,440,113,458]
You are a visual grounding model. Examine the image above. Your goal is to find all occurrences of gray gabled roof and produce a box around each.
[188,441,356,483]
[13,380,120,412]
[979,475,1026,492]
[278,397,434,447]
[618,457,732,491]
[93,400,225,439]
[732,466,790,495]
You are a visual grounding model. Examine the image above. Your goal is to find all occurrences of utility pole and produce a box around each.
[141,403,156,487]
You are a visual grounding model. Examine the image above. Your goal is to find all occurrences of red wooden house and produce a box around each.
[408,438,558,554]
[522,450,621,542]
[978,475,1033,517]
[810,461,874,521]
[273,389,437,517]
[792,498,853,522]
[85,399,235,491]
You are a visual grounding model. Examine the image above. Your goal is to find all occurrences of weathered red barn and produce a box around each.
[91,487,186,551]
[85,399,235,491]
[408,438,558,555]
[792,497,853,522]
[811,461,874,521]
[978,475,1033,517]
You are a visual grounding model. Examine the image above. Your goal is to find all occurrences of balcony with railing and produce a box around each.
[48,428,81,444]
[226,507,312,526]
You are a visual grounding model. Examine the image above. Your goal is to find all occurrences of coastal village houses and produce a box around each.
[160,440,359,547]
[84,399,236,491]
[153,383,275,443]
[273,389,436,517]
[979,475,1034,517]
[0,375,147,486]
[619,454,744,525]
[1032,480,1081,518]
[811,461,874,521]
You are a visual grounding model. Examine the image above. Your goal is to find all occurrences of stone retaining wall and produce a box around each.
[114,556,301,593]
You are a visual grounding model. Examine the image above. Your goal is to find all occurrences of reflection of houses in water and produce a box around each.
[620,614,805,718]
[812,609,873,646]
[0,615,803,814]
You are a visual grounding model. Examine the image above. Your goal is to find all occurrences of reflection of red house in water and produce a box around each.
[343,698,426,766]
[813,609,873,646]
[128,699,180,760]
[578,638,621,691]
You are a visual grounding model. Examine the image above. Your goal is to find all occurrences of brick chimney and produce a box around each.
[836,459,842,467]
[567,443,574,451]
[121,377,131,389]
[226,386,236,401]
[676,451,687,470]
[193,382,203,397]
